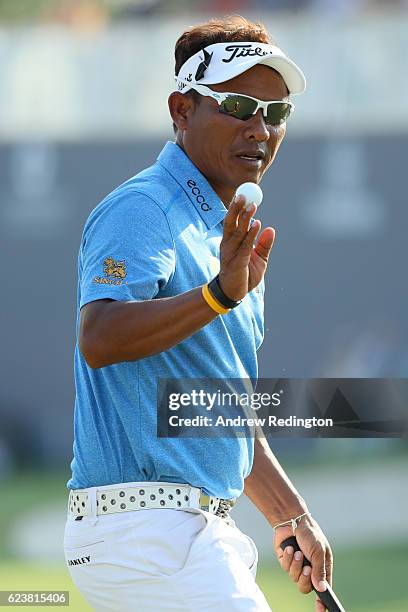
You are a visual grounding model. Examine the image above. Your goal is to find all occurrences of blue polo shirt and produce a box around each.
[67,141,265,499]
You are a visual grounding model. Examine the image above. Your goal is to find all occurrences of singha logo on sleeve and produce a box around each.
[103,257,126,279]
[93,256,127,286]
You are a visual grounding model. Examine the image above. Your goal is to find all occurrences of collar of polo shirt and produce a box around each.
[158,142,227,230]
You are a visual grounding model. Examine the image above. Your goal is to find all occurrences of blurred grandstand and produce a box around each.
[0,2,407,610]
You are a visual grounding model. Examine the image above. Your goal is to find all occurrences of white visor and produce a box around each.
[175,42,306,96]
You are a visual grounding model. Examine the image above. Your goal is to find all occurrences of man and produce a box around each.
[64,15,333,612]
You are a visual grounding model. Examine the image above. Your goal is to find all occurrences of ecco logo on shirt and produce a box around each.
[187,180,212,212]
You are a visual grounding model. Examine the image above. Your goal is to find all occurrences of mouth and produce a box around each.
[236,156,263,168]
[235,151,265,168]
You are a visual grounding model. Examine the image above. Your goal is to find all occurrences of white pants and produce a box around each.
[63,501,272,611]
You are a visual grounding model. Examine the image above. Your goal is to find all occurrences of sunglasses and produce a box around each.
[188,83,294,126]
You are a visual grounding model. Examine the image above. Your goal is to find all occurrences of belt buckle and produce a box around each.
[199,493,211,512]
[199,493,221,515]
[215,499,232,518]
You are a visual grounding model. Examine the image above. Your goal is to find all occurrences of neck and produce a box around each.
[175,135,234,208]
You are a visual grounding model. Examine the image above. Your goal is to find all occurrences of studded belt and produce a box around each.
[68,481,235,520]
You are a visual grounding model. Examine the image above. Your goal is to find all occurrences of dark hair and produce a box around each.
[172,15,275,133]
[174,15,273,76]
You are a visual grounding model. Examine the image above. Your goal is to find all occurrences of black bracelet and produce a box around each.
[207,274,242,309]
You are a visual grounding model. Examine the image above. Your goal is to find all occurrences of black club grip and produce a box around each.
[280,536,346,612]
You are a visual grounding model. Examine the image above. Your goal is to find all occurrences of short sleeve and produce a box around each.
[79,191,176,308]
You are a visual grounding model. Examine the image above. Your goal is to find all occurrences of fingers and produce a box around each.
[237,201,256,233]
[287,551,314,595]
[239,219,261,255]
[223,195,257,246]
[280,545,294,573]
[295,559,313,595]
[279,546,313,595]
[276,521,333,611]
[222,195,274,268]
[316,597,327,612]
[222,195,246,239]
[289,550,306,585]
[278,538,331,600]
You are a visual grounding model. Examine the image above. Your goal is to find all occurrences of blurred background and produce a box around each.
[1,0,407,610]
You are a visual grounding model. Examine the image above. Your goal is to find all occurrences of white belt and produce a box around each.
[68,481,235,520]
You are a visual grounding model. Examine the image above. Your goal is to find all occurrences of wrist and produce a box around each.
[201,283,230,315]
[265,498,309,528]
[272,510,311,533]
[209,274,242,309]
[217,272,245,304]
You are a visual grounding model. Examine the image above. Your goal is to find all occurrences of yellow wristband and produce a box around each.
[202,283,230,315]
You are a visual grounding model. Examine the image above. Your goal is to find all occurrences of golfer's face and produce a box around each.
[187,64,288,197]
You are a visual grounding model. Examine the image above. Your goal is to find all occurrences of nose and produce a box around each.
[243,109,270,142]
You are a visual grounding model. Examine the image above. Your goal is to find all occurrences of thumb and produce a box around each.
[311,554,327,593]
[253,226,275,262]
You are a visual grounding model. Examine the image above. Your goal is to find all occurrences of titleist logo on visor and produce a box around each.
[222,44,273,63]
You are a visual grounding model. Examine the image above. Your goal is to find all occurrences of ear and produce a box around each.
[168,92,196,132]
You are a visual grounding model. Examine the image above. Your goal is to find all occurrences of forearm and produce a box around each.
[244,435,308,526]
[80,287,218,368]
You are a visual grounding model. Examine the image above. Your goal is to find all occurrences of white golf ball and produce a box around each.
[235,182,263,210]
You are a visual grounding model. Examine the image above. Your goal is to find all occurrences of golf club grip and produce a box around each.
[280,536,346,612]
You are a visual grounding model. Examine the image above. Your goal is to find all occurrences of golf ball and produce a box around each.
[235,182,263,210]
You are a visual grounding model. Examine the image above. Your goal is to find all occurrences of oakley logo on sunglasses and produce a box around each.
[222,44,273,64]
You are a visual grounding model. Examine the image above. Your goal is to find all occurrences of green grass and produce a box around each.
[1,543,408,612]
[0,561,91,611]
[258,543,408,612]
[1,471,69,558]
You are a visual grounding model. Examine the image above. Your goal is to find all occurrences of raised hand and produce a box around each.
[218,194,275,301]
